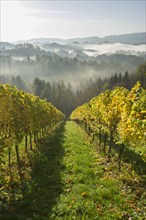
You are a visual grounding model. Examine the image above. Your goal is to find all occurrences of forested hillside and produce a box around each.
[32,62,146,116]
[0,38,145,87]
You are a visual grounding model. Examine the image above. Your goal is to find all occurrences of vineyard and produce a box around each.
[0,84,64,214]
[0,83,146,219]
[71,82,146,167]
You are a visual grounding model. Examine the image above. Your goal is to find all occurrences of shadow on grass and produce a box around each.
[111,143,146,176]
[122,146,146,176]
[93,132,146,177]
[1,124,66,220]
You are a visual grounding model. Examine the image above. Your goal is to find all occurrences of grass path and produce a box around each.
[48,121,145,220]
[50,121,101,219]
[4,121,145,220]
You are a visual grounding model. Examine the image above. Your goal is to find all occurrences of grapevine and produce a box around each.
[71,82,146,165]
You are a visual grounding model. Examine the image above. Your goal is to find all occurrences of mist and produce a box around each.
[0,33,145,91]
[0,53,145,89]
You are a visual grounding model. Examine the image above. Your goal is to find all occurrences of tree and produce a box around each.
[33,77,46,96]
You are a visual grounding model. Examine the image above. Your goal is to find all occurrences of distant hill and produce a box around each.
[0,32,145,86]
[101,32,146,44]
[12,32,146,45]
[0,42,15,50]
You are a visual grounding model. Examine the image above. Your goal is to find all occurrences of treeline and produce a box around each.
[0,75,28,91]
[33,62,146,117]
[71,82,146,170]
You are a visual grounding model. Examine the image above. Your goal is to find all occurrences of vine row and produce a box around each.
[71,82,146,169]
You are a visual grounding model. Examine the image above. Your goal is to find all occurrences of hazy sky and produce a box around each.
[1,0,145,42]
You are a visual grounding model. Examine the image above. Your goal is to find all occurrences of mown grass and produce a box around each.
[0,121,146,220]
[49,121,146,220]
